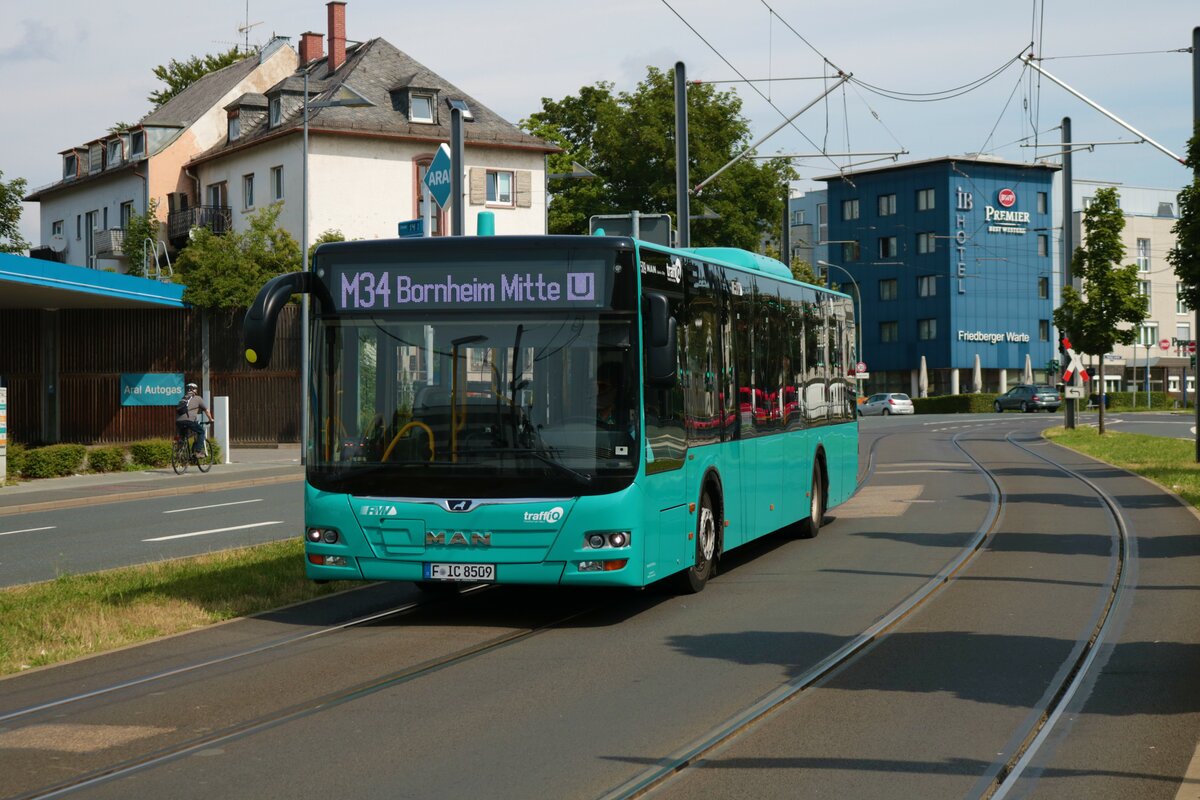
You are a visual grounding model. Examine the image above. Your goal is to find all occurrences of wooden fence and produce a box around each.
[0,306,299,445]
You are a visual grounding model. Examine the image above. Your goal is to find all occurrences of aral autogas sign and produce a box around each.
[121,373,185,406]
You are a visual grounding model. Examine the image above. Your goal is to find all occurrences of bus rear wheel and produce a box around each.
[798,465,824,539]
[676,491,717,594]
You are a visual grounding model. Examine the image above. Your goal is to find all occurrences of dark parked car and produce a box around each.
[994,384,1061,413]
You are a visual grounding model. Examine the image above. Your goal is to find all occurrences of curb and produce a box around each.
[0,472,301,517]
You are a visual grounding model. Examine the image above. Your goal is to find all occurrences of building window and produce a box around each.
[878,278,898,301]
[791,209,805,226]
[76,215,81,240]
[129,131,145,158]
[207,182,227,208]
[1082,195,1095,209]
[917,232,935,254]
[1136,238,1150,271]
[1178,283,1190,314]
[917,275,937,297]
[410,93,434,123]
[120,201,133,228]
[63,154,77,180]
[842,198,859,221]
[271,166,284,201]
[817,203,828,244]
[877,193,896,216]
[1037,192,1047,214]
[841,241,860,262]
[1038,234,1048,257]
[1039,320,1050,341]
[486,170,513,205]
[106,139,123,167]
[269,97,282,128]
[1039,276,1049,299]
[878,236,897,259]
[447,98,473,120]
[1177,323,1191,342]
[918,318,937,341]
[880,321,899,343]
[243,174,255,209]
[1139,323,1158,346]
[1138,280,1151,312]
[228,114,240,141]
[1158,202,1176,218]
[917,188,935,210]
[52,220,63,237]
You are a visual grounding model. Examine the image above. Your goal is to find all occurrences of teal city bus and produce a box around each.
[243,235,858,593]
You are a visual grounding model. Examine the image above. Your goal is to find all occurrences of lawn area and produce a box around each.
[1044,426,1200,511]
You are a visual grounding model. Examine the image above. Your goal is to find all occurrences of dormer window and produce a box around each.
[63,153,78,181]
[129,131,145,159]
[269,97,282,128]
[228,112,241,141]
[410,92,434,123]
[106,139,123,167]
[447,98,473,121]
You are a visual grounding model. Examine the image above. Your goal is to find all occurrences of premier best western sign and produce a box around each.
[984,187,1029,235]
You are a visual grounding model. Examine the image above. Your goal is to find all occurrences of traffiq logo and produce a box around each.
[524,506,564,524]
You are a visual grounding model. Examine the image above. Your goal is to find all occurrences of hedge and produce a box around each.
[129,439,174,468]
[19,444,87,479]
[87,446,128,473]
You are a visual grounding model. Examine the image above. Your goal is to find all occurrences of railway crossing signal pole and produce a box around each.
[1193,27,1199,461]
[1061,117,1076,432]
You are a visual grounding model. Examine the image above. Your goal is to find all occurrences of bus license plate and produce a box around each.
[423,563,496,582]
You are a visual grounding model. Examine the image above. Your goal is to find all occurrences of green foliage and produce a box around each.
[789,259,820,286]
[1169,128,1200,311]
[124,199,161,278]
[311,229,346,268]
[129,439,174,468]
[0,168,30,255]
[87,446,128,473]
[1099,391,1173,411]
[6,443,26,480]
[149,47,246,109]
[1053,187,1148,359]
[19,445,87,479]
[176,203,301,310]
[912,394,1000,414]
[523,67,795,249]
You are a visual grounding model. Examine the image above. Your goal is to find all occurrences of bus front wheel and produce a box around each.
[798,465,824,539]
[676,491,717,594]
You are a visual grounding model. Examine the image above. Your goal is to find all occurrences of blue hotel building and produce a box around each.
[815,156,1059,396]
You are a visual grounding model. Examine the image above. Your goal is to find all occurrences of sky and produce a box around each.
[3,0,1197,246]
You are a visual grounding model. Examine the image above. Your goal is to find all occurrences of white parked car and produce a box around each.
[858,392,915,416]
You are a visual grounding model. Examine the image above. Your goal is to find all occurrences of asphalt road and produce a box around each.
[1,415,1197,799]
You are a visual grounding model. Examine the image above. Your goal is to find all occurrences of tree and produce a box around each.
[175,203,300,310]
[1053,186,1148,433]
[0,169,30,255]
[523,67,795,250]
[1166,128,1200,459]
[148,47,246,109]
[123,199,160,278]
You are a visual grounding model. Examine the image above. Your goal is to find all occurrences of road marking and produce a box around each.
[1173,738,1200,800]
[163,499,263,514]
[0,526,56,538]
[143,521,284,542]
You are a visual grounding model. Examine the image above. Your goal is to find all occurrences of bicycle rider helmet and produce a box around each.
[186,382,198,391]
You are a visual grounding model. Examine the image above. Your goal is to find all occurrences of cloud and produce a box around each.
[0,20,66,64]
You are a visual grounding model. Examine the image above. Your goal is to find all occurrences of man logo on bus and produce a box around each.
[447,499,473,512]
[524,506,564,524]
[566,273,595,302]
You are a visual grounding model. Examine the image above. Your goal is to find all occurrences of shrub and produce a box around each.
[129,439,173,468]
[87,446,128,473]
[912,394,998,414]
[20,444,87,479]
[5,443,26,481]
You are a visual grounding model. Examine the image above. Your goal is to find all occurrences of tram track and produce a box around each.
[8,592,604,800]
[600,426,1133,800]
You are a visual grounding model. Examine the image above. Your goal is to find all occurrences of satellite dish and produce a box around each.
[49,234,67,253]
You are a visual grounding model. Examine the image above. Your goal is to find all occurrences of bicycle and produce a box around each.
[172,422,214,474]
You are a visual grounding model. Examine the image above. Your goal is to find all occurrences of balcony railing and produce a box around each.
[94,227,126,257]
[167,205,232,247]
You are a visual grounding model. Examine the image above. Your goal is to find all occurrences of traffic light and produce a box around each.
[1191,355,1197,369]
[1047,358,1061,375]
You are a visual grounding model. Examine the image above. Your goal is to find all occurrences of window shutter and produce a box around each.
[469,168,485,205]
[516,170,532,208]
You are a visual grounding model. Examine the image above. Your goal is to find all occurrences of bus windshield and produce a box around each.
[310,311,639,497]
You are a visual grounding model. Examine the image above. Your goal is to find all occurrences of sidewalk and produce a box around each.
[0,444,303,516]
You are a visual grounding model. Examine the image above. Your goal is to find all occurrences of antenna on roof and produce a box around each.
[237,0,263,53]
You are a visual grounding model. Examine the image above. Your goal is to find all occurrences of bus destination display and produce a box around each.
[330,262,608,312]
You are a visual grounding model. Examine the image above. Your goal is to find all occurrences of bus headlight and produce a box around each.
[307,527,340,544]
[584,531,631,549]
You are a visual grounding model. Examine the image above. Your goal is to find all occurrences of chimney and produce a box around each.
[300,31,323,65]
[327,1,346,73]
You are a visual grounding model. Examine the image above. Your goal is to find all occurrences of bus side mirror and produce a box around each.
[644,292,677,387]
[244,271,313,369]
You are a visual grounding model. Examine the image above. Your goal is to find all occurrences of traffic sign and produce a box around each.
[1190,341,1197,354]
[397,219,423,238]
[423,143,453,209]
[1159,338,1171,351]
[1064,386,1086,399]
[1061,337,1089,382]
[854,373,869,380]
[855,361,867,374]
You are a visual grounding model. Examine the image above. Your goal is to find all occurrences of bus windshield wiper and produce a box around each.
[465,446,593,486]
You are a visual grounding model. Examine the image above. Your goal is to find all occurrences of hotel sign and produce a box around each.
[984,187,1029,235]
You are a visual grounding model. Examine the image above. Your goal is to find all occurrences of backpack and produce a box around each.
[176,396,191,416]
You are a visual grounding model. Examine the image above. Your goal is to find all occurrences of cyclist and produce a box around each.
[175,382,216,461]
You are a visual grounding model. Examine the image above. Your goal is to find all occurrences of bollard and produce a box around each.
[477,211,495,236]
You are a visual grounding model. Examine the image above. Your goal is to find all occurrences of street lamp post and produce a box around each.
[817,259,862,365]
[300,74,374,463]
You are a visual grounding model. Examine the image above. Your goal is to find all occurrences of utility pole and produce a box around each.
[1193,27,1199,460]
[1062,116,1077,430]
[674,62,690,248]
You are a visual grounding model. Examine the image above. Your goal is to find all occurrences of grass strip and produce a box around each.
[0,539,353,677]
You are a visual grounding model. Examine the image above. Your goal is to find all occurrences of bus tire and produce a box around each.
[798,465,824,539]
[675,490,718,594]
